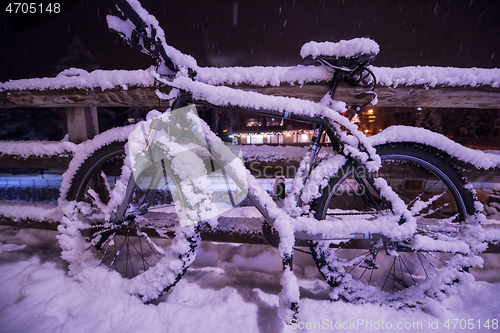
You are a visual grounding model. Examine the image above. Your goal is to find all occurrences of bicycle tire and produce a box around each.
[60,140,200,302]
[310,143,480,304]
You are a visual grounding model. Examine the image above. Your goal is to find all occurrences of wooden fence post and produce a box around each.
[66,107,99,144]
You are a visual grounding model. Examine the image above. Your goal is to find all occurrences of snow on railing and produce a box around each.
[1,66,499,111]
[1,65,499,92]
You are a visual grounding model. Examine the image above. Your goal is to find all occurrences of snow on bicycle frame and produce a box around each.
[127,105,248,227]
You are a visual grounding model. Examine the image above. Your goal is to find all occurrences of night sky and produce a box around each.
[0,0,499,83]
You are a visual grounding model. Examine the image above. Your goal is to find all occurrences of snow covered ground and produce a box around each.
[1,224,500,333]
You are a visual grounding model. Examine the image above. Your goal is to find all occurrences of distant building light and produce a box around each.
[246,118,262,127]
[266,117,282,126]
[367,109,374,114]
[299,134,310,143]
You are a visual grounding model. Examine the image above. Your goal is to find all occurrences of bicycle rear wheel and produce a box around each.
[310,143,479,303]
[60,141,200,301]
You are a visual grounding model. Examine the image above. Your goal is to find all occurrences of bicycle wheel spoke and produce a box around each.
[400,255,416,286]
[406,172,431,208]
[143,233,161,260]
[97,232,116,263]
[382,256,396,291]
[125,235,135,277]
[130,236,151,270]
[426,251,450,265]
[419,252,437,270]
[417,252,429,277]
[368,263,375,285]
[109,233,127,271]
[402,165,416,203]
[410,191,447,216]
[125,235,130,277]
[139,236,148,271]
[367,250,379,286]
[359,266,369,279]
[397,256,405,289]
[392,257,396,293]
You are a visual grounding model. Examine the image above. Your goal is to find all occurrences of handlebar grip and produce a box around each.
[112,0,147,32]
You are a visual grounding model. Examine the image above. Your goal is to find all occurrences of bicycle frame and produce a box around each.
[114,76,391,243]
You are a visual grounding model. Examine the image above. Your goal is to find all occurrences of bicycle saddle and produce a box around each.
[301,38,378,72]
[303,52,376,71]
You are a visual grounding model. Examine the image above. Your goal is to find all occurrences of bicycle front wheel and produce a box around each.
[310,143,479,303]
[60,141,200,301]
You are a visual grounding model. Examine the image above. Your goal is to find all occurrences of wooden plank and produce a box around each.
[0,153,71,169]
[0,149,290,171]
[0,85,172,108]
[0,217,60,231]
[1,83,499,109]
[233,82,500,109]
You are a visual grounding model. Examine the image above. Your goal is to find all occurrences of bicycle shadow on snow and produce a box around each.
[154,241,334,332]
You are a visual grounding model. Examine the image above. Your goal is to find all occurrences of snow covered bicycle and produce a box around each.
[58,0,485,319]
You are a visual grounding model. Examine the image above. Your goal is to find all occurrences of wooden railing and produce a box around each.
[2,81,500,108]
[1,77,500,249]
[2,79,499,144]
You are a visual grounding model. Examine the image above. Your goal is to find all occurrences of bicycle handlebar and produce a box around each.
[112,0,147,32]
[110,0,180,75]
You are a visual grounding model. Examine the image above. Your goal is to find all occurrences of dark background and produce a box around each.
[0,0,499,146]
[1,0,499,83]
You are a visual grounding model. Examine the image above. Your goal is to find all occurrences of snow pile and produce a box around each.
[197,65,499,89]
[0,202,62,223]
[370,125,500,169]
[1,227,500,333]
[240,145,332,162]
[373,66,500,88]
[195,65,330,87]
[2,64,499,93]
[0,68,154,92]
[300,38,380,59]
[0,140,76,157]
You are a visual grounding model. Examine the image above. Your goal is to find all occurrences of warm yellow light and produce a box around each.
[364,129,369,133]
[223,129,227,133]
[367,109,374,114]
